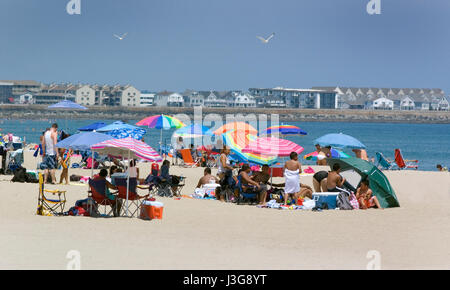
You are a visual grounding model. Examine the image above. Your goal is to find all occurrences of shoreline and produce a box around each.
[1,104,449,124]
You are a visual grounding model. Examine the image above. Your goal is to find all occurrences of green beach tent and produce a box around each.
[327,157,400,208]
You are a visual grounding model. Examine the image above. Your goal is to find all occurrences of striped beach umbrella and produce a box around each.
[173,124,213,139]
[242,136,304,157]
[214,122,258,136]
[136,114,185,156]
[222,131,278,166]
[91,137,162,162]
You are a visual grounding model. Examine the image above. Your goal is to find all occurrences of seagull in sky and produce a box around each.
[256,33,275,44]
[113,33,128,40]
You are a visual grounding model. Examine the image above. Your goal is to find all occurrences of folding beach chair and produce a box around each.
[236,175,259,205]
[37,173,66,216]
[394,149,418,170]
[180,149,200,168]
[87,178,119,217]
[115,177,149,217]
[375,152,397,170]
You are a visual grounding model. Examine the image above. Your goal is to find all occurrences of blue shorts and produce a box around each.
[43,155,57,170]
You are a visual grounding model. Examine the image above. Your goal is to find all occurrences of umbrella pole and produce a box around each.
[160,129,163,159]
[91,150,94,178]
[126,150,130,217]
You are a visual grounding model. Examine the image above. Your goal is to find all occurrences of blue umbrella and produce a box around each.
[173,124,213,138]
[48,100,87,110]
[56,131,113,151]
[96,121,146,140]
[314,133,366,150]
[78,122,107,132]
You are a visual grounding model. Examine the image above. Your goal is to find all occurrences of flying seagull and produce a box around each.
[113,32,128,40]
[256,33,275,44]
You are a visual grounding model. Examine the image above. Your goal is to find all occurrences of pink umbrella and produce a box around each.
[242,136,304,157]
[91,137,162,162]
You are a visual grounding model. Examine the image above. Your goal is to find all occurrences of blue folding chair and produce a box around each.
[375,152,397,170]
[236,175,259,205]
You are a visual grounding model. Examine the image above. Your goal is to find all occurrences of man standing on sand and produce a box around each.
[326,163,346,192]
[42,123,59,184]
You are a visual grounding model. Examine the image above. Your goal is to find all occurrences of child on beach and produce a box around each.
[58,148,72,185]
[356,180,382,209]
[283,152,302,206]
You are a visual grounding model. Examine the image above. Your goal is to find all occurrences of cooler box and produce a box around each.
[312,192,339,210]
[140,201,164,220]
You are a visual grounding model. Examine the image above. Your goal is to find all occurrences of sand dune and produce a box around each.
[0,150,449,269]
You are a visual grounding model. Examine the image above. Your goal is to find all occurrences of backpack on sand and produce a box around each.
[337,190,354,210]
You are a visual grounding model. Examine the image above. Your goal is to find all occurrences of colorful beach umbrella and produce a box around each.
[314,133,366,150]
[136,114,185,130]
[214,122,258,136]
[173,124,213,139]
[261,125,307,136]
[136,115,185,156]
[304,148,350,161]
[242,136,304,157]
[91,137,162,162]
[222,132,278,166]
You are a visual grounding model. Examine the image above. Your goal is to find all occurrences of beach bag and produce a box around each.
[337,191,353,210]
[349,193,359,210]
[70,174,82,182]
[11,167,27,183]
[171,175,181,185]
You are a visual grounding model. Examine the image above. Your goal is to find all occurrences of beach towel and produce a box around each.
[284,168,300,194]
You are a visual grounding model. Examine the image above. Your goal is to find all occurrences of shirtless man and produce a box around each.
[326,163,346,192]
[356,179,382,209]
[196,167,219,188]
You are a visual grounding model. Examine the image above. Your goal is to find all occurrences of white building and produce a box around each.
[75,85,96,106]
[140,92,155,107]
[19,93,34,104]
[234,93,256,108]
[371,97,394,110]
[154,91,184,107]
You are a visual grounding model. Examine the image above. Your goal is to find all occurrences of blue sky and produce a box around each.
[0,0,449,92]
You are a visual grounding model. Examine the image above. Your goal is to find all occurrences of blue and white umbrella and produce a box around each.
[314,133,366,150]
[97,121,146,140]
[48,100,87,110]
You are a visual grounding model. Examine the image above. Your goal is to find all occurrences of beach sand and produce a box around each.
[0,149,449,270]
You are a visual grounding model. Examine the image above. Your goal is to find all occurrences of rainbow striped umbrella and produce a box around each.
[242,136,304,157]
[214,122,258,136]
[136,114,185,130]
[136,114,185,155]
[261,125,307,136]
[91,137,162,162]
[222,131,278,166]
[304,148,350,161]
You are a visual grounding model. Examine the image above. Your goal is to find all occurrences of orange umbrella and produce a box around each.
[213,122,258,135]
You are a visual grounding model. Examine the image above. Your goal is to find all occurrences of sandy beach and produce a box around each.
[0,149,449,270]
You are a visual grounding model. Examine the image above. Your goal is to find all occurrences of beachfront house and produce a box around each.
[437,96,450,111]
[75,85,96,106]
[140,92,156,107]
[370,97,394,110]
[19,93,34,104]
[233,93,256,108]
[154,91,184,107]
[204,91,234,108]
[249,87,337,109]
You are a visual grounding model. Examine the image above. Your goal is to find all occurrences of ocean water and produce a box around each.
[1,118,449,171]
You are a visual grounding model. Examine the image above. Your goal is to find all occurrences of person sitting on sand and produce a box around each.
[283,152,302,206]
[326,163,346,192]
[196,167,219,188]
[356,179,382,209]
[312,170,328,192]
[239,164,267,205]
